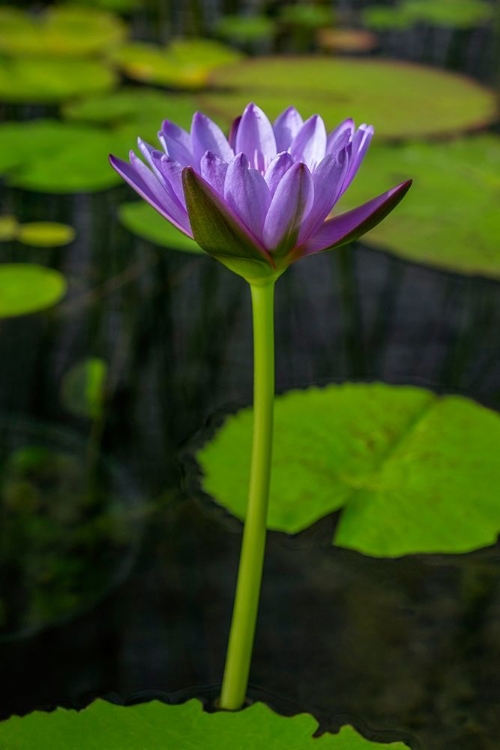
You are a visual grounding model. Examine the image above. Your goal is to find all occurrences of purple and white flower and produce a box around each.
[110,103,411,281]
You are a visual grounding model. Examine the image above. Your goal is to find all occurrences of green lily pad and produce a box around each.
[0,697,410,748]
[118,201,202,253]
[337,135,500,279]
[279,3,332,28]
[0,216,19,242]
[63,88,197,135]
[61,0,140,11]
[17,222,76,248]
[202,57,497,140]
[0,264,67,318]
[0,120,131,192]
[0,6,127,58]
[0,57,116,104]
[61,358,108,420]
[363,0,493,30]
[215,14,276,44]
[111,38,243,90]
[197,383,500,557]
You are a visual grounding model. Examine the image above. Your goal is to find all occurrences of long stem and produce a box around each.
[219,279,276,710]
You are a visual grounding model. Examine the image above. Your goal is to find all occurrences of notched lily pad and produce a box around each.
[338,135,500,279]
[118,201,202,253]
[0,57,116,103]
[0,264,67,318]
[197,383,500,557]
[202,57,497,140]
[0,6,127,58]
[0,697,410,748]
[111,38,243,90]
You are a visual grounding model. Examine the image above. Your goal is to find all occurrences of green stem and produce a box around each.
[219,279,276,711]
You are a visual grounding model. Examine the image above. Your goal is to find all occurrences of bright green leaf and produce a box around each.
[0,264,67,318]
[197,383,500,557]
[201,57,497,140]
[337,136,500,279]
[61,358,108,420]
[118,201,203,253]
[0,57,116,104]
[17,222,76,248]
[363,0,493,30]
[0,6,127,58]
[0,698,410,749]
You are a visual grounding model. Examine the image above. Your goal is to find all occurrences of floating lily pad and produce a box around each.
[17,222,76,248]
[0,57,116,103]
[111,38,243,90]
[0,264,67,318]
[279,3,332,28]
[202,57,497,140]
[63,88,197,135]
[0,697,410,748]
[0,216,19,242]
[337,135,500,279]
[61,358,108,420]
[317,28,378,53]
[0,6,127,58]
[363,0,493,30]
[215,14,276,44]
[197,383,500,557]
[118,202,202,253]
[0,120,131,192]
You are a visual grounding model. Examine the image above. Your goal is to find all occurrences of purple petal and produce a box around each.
[298,151,349,242]
[159,120,193,166]
[229,115,241,151]
[289,115,327,170]
[224,153,271,240]
[263,162,314,253]
[326,118,355,157]
[150,152,186,207]
[182,167,274,268]
[342,124,374,193]
[191,112,233,166]
[109,153,191,236]
[273,106,304,151]
[200,151,228,196]
[235,103,277,171]
[264,151,294,195]
[300,180,412,256]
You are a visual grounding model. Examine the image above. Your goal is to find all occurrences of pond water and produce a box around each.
[0,3,499,749]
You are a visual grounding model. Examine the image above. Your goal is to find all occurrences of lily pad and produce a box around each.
[197,383,500,557]
[111,38,243,90]
[0,216,19,242]
[363,0,493,30]
[0,697,410,748]
[17,222,76,248]
[0,57,116,104]
[0,120,131,192]
[215,14,276,44]
[63,88,197,134]
[0,6,127,58]
[118,201,202,253]
[0,264,67,318]
[61,0,140,11]
[317,28,378,53]
[202,57,497,140]
[61,358,108,420]
[337,136,500,279]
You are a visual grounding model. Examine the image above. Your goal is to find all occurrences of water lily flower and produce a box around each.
[110,103,411,283]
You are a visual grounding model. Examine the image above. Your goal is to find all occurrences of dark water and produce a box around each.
[1,7,500,749]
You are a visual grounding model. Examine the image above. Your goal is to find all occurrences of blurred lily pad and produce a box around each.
[0,120,131,192]
[61,358,108,420]
[111,38,243,90]
[279,3,332,28]
[338,135,500,279]
[202,57,497,140]
[17,222,76,248]
[215,14,276,45]
[0,264,66,318]
[0,697,410,748]
[0,216,19,242]
[63,88,197,135]
[61,0,140,11]
[197,383,500,557]
[0,57,116,103]
[363,0,493,30]
[317,28,378,53]
[0,6,126,58]
[119,202,202,253]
